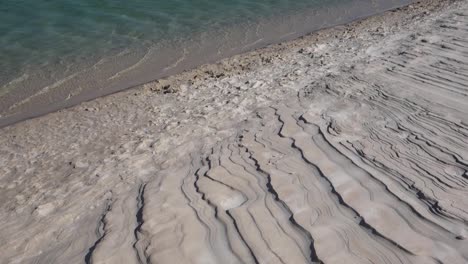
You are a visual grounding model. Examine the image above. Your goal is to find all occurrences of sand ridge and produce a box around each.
[0,0,467,263]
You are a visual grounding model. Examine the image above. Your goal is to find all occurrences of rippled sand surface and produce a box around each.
[1,0,467,263]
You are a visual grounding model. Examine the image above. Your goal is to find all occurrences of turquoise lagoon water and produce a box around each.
[0,0,412,126]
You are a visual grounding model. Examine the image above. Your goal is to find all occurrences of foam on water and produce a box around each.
[0,0,413,127]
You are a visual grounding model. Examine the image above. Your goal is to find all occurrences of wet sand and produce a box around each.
[1,0,467,263]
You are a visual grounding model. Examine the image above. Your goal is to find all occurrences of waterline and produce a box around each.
[0,0,413,127]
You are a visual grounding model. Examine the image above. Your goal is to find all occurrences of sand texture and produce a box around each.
[1,0,467,263]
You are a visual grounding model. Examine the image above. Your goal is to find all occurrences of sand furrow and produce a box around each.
[243,110,419,263]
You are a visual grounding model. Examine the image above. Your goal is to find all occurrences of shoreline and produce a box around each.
[1,0,468,263]
[0,0,415,129]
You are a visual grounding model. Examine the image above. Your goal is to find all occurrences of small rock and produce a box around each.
[35,203,55,217]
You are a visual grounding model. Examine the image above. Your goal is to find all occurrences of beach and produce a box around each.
[1,0,468,263]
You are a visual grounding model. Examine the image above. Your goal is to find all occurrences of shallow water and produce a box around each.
[0,0,333,85]
[0,0,412,126]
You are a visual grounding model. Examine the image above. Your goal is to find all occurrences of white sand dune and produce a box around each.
[1,0,468,263]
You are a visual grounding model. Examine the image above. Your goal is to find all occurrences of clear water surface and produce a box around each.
[0,0,412,126]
